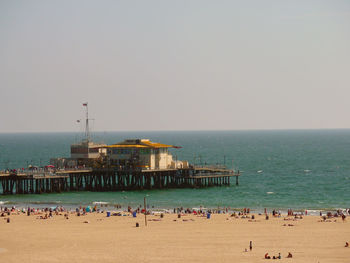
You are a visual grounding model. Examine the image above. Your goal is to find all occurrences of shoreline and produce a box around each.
[1,202,350,218]
[1,201,349,216]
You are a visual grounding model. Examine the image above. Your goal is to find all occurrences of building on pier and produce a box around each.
[105,139,188,170]
[51,103,107,168]
[51,104,188,170]
[70,141,107,160]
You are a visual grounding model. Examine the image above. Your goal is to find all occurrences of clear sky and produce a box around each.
[0,0,349,132]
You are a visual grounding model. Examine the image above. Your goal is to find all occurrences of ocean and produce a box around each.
[0,130,349,212]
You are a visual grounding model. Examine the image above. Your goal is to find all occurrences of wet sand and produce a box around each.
[0,212,349,262]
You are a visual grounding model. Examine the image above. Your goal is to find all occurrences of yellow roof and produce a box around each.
[106,144,147,148]
[141,140,173,148]
[106,139,177,149]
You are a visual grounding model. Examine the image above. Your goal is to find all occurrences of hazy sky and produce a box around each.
[1,0,349,132]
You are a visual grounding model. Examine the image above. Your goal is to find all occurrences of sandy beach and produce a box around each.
[0,210,349,263]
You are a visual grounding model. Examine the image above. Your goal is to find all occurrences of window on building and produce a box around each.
[120,149,131,154]
[140,149,150,154]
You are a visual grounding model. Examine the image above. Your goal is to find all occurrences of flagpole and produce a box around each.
[83,103,89,142]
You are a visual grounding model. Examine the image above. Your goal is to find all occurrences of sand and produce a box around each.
[0,211,349,263]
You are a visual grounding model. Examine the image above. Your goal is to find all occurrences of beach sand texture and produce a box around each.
[0,213,349,263]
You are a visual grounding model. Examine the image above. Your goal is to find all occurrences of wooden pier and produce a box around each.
[0,167,240,195]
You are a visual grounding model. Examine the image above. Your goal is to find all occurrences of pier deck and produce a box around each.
[0,167,240,195]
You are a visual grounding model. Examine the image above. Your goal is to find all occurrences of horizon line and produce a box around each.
[1,127,350,134]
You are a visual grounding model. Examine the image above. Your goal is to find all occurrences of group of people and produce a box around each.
[264,252,292,259]
[2,204,350,220]
[272,209,281,217]
[320,211,347,222]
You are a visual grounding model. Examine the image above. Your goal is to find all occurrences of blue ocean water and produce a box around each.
[0,130,349,211]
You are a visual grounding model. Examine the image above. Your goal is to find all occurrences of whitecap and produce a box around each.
[257,170,263,173]
[304,169,311,173]
[266,192,274,194]
[306,210,319,214]
[92,201,109,205]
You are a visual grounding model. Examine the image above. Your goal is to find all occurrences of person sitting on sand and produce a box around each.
[345,242,349,247]
[265,253,271,259]
[287,252,293,258]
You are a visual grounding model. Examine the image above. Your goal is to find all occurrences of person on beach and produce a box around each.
[287,252,293,258]
[264,253,271,259]
[345,242,349,247]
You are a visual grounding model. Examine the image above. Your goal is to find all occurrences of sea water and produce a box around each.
[0,130,349,212]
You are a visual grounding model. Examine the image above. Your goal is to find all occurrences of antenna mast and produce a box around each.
[83,103,90,142]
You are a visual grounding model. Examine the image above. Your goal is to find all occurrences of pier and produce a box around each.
[0,167,240,195]
[0,108,241,195]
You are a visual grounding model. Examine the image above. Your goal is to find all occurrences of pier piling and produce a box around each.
[0,167,240,195]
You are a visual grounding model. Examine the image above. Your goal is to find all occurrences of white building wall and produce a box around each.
[150,153,155,169]
[167,154,173,168]
[157,153,168,169]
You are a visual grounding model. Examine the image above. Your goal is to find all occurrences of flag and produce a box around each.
[83,103,88,106]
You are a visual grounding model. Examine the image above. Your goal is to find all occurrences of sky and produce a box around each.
[0,0,349,132]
